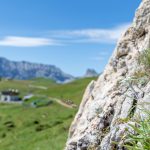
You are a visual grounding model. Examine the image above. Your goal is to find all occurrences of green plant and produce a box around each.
[139,48,150,71]
[116,117,131,124]
[125,113,150,150]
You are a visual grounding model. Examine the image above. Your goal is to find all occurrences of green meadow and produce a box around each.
[0,77,97,150]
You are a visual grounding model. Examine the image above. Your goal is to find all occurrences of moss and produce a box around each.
[133,70,147,78]
[116,117,131,124]
[87,145,98,150]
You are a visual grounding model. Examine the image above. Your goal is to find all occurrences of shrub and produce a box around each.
[35,124,50,132]
[33,120,40,125]
[1,133,6,138]
[4,121,15,129]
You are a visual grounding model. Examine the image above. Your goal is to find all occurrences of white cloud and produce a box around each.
[48,23,130,44]
[0,36,59,47]
[0,23,130,47]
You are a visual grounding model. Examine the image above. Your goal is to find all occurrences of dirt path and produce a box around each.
[49,97,73,109]
[28,84,48,90]
[34,94,74,109]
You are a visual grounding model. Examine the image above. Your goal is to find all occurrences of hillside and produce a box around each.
[0,77,97,150]
[0,57,74,83]
[0,77,96,105]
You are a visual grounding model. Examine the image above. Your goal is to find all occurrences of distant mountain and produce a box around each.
[84,69,98,77]
[0,57,74,83]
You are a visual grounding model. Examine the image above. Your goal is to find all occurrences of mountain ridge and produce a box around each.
[0,57,74,83]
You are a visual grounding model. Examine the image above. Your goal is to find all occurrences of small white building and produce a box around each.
[0,89,21,102]
[23,94,34,101]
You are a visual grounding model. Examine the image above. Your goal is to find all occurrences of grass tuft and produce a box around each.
[139,48,150,72]
[125,112,150,150]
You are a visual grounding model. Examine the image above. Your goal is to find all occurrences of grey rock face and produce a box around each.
[65,0,150,149]
[84,69,98,78]
[0,57,74,83]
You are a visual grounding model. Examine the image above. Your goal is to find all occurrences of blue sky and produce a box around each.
[0,0,141,76]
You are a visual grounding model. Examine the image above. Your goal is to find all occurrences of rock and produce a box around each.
[65,0,150,149]
[84,69,99,78]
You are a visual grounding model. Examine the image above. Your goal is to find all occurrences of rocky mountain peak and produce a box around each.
[65,0,150,149]
[0,57,74,83]
[84,69,98,77]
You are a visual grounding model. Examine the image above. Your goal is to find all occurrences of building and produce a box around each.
[23,94,34,101]
[0,89,22,102]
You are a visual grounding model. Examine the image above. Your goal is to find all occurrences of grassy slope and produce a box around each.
[0,103,75,150]
[39,77,97,105]
[0,77,97,150]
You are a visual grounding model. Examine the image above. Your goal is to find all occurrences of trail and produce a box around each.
[49,97,73,109]
[34,94,74,109]
[28,84,48,90]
